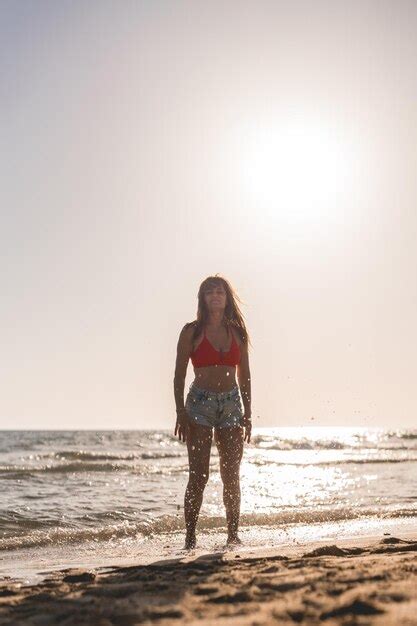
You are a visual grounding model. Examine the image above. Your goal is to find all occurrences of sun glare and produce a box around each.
[240,114,357,225]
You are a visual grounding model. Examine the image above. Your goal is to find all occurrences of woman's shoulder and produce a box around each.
[183,320,197,330]
[180,320,197,338]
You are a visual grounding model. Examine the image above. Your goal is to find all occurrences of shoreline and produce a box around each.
[2,515,416,586]
[1,531,416,625]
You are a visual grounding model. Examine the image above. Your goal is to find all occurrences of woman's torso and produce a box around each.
[190,325,242,392]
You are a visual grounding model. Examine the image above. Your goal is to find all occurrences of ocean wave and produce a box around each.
[251,431,417,449]
[1,507,416,552]
[266,443,416,452]
[0,461,189,479]
[37,450,183,462]
[1,452,416,479]
[0,462,132,477]
[0,510,59,532]
[41,450,139,461]
[250,436,346,450]
[387,430,417,440]
[140,452,183,460]
[248,457,417,467]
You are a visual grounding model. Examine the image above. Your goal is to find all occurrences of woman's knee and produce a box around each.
[220,461,240,483]
[188,467,210,489]
[221,473,240,493]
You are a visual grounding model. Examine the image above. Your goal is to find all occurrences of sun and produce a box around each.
[240,113,357,225]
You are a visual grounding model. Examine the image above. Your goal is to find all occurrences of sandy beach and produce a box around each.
[1,533,416,625]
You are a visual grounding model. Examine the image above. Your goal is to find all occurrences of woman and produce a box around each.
[173,275,252,549]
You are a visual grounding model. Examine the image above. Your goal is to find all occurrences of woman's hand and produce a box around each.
[242,414,252,443]
[174,409,189,443]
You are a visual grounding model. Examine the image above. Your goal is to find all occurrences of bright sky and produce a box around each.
[1,1,416,430]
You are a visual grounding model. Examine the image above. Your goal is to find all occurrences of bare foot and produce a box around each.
[184,533,196,550]
[226,535,242,546]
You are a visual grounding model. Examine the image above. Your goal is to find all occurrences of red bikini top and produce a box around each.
[190,326,241,368]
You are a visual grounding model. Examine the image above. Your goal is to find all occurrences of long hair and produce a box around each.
[186,274,251,348]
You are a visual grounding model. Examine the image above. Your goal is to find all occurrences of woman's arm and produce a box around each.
[237,339,252,443]
[173,324,193,441]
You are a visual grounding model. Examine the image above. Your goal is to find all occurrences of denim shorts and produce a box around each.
[185,383,244,429]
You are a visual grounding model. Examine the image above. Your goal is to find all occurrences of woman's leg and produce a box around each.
[184,422,213,548]
[214,426,244,543]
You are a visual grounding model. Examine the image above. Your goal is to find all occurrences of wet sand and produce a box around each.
[1,534,416,625]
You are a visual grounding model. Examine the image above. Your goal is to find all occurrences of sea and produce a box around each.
[1,428,416,584]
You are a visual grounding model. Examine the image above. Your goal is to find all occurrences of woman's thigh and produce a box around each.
[214,426,243,479]
[186,422,213,477]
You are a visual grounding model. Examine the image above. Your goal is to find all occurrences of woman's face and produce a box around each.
[203,282,227,312]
